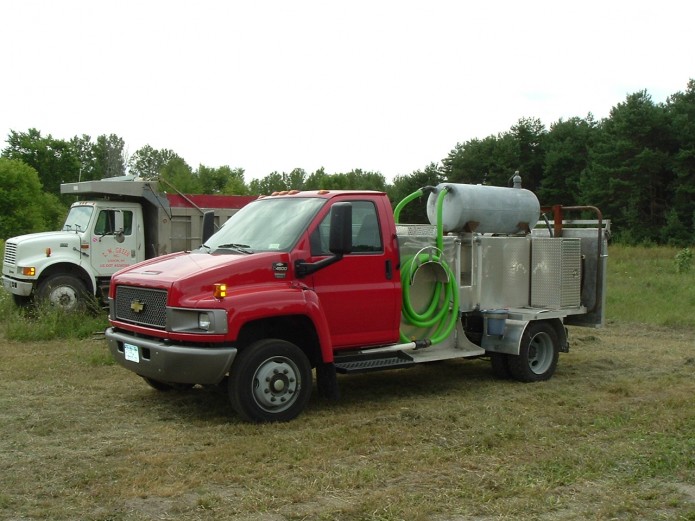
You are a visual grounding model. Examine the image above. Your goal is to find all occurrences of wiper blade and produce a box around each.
[215,243,254,254]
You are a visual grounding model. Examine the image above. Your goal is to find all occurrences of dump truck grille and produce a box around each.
[114,286,168,329]
[3,241,17,266]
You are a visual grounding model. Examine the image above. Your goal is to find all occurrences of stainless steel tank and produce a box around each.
[426,183,540,234]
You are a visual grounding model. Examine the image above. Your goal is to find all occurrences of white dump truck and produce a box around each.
[2,176,254,310]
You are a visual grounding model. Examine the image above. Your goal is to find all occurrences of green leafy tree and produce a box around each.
[221,167,249,195]
[581,91,672,243]
[442,136,496,184]
[341,169,387,191]
[70,134,97,181]
[508,117,546,191]
[198,165,248,194]
[538,115,598,205]
[94,134,127,178]
[159,157,201,193]
[128,145,181,179]
[303,167,331,190]
[0,158,66,238]
[441,127,532,188]
[249,171,286,194]
[284,168,307,189]
[2,129,81,194]
[661,207,690,247]
[387,163,443,223]
[665,79,695,242]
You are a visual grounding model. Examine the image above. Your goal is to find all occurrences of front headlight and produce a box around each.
[198,313,212,331]
[167,308,228,334]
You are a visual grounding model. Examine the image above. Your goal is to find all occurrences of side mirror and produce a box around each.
[114,211,125,243]
[202,211,215,243]
[329,202,352,255]
[295,202,352,278]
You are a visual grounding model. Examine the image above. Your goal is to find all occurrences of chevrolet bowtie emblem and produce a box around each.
[130,299,145,313]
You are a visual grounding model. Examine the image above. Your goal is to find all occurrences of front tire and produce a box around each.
[229,339,312,423]
[507,321,559,382]
[36,274,87,312]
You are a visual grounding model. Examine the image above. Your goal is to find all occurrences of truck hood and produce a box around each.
[7,230,83,246]
[112,250,293,298]
[4,231,82,267]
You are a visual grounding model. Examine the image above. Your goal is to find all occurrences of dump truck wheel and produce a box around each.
[229,339,312,423]
[508,321,559,382]
[36,274,86,312]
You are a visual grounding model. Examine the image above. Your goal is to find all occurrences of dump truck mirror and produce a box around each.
[114,211,125,243]
[202,211,215,243]
[329,202,352,255]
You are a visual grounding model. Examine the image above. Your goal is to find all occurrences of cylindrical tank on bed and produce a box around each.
[426,183,540,234]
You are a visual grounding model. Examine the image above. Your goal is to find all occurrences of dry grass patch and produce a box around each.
[1,322,693,520]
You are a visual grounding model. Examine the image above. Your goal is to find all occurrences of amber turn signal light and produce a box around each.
[213,283,227,299]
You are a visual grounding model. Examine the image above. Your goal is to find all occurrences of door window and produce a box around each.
[311,201,382,255]
[95,210,133,235]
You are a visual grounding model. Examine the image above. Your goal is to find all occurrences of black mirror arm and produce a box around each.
[295,254,344,278]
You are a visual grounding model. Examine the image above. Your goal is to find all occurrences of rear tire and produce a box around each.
[507,321,559,382]
[229,339,312,422]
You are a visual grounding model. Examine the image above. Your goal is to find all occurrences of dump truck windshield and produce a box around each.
[62,205,93,232]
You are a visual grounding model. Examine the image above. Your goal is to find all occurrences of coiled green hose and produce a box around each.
[396,188,459,344]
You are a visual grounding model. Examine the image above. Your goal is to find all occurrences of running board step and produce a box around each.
[334,351,414,374]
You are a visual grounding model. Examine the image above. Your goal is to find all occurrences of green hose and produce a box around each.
[396,188,459,344]
[393,188,424,224]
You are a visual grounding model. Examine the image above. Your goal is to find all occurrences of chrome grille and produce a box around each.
[114,286,168,329]
[3,241,17,266]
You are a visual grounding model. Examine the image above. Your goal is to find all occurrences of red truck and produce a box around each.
[106,181,608,422]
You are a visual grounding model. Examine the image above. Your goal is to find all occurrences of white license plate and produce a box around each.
[124,343,140,363]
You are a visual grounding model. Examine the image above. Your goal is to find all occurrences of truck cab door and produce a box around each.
[90,208,139,275]
[308,199,401,349]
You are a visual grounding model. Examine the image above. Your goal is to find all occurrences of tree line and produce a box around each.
[1,79,694,245]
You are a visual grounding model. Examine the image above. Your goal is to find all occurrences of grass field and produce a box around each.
[0,245,693,520]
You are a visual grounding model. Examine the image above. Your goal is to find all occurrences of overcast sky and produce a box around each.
[1,0,692,182]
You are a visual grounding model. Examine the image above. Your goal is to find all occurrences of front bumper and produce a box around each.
[106,327,237,385]
[2,275,34,297]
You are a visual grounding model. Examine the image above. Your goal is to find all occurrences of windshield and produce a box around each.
[205,197,326,253]
[62,205,93,232]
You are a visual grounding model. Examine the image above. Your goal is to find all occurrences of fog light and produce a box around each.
[198,313,211,331]
[21,267,36,276]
